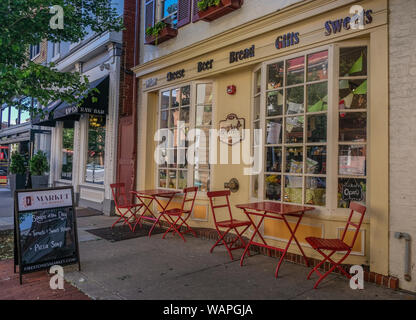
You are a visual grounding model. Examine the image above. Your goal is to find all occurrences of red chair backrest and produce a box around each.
[207,190,233,224]
[181,187,198,213]
[110,183,127,208]
[340,202,367,248]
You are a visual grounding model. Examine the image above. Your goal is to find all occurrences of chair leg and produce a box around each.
[211,228,234,260]
[234,225,250,256]
[177,215,197,237]
[112,209,134,231]
[162,215,186,242]
[307,250,336,280]
[310,249,352,289]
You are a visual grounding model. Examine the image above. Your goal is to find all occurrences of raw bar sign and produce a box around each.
[14,187,80,284]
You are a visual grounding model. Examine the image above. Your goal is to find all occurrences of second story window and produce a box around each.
[52,42,60,58]
[30,44,40,60]
[161,0,178,28]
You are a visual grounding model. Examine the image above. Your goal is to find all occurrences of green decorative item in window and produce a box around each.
[10,152,26,175]
[197,0,221,12]
[29,151,49,176]
[145,21,167,45]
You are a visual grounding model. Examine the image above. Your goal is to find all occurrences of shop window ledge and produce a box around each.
[198,0,243,22]
[145,26,178,46]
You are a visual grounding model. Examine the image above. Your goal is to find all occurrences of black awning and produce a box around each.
[32,99,62,127]
[53,76,109,120]
[32,76,109,127]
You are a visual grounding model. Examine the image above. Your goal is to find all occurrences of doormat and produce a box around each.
[76,207,103,218]
[85,224,165,242]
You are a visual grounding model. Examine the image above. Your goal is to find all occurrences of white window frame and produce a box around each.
[155,80,214,194]
[30,43,40,60]
[158,0,178,27]
[51,42,61,61]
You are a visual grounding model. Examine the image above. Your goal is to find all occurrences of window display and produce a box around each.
[256,49,329,206]
[338,46,368,207]
[85,115,106,185]
[61,128,74,180]
[157,83,212,191]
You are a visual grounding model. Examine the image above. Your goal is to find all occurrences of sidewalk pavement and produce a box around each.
[0,260,90,300]
[0,187,13,231]
[64,215,416,300]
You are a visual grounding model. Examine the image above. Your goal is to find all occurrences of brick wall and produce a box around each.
[389,0,416,292]
[116,0,138,195]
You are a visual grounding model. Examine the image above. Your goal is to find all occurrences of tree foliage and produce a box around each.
[0,0,123,116]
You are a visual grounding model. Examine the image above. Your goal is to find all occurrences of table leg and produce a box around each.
[135,195,154,226]
[240,211,266,267]
[275,214,308,278]
[148,194,175,237]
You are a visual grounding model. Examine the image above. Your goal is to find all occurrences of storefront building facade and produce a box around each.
[34,5,124,215]
[133,0,414,292]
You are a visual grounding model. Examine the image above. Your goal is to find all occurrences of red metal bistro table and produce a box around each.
[130,189,180,237]
[236,202,314,277]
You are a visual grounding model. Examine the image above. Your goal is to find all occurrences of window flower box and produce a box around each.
[198,0,243,22]
[145,24,178,46]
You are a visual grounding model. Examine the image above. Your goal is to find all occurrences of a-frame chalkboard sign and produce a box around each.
[14,186,81,284]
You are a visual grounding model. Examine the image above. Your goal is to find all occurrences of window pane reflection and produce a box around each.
[265,174,281,201]
[285,146,303,173]
[339,79,367,109]
[339,112,366,142]
[286,56,304,86]
[61,128,74,180]
[307,51,328,81]
[306,177,326,206]
[285,116,304,144]
[307,114,327,143]
[266,91,283,117]
[284,176,302,204]
[85,115,106,184]
[340,47,367,77]
[267,62,284,89]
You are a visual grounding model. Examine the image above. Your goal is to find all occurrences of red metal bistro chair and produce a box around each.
[207,190,252,261]
[161,187,198,242]
[305,202,367,289]
[110,183,143,232]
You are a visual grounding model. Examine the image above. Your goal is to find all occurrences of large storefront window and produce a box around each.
[85,115,106,185]
[252,45,368,209]
[157,83,213,191]
[61,128,74,180]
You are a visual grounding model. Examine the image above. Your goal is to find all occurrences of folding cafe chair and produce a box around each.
[110,183,143,232]
[161,187,198,242]
[207,190,252,260]
[305,202,367,289]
